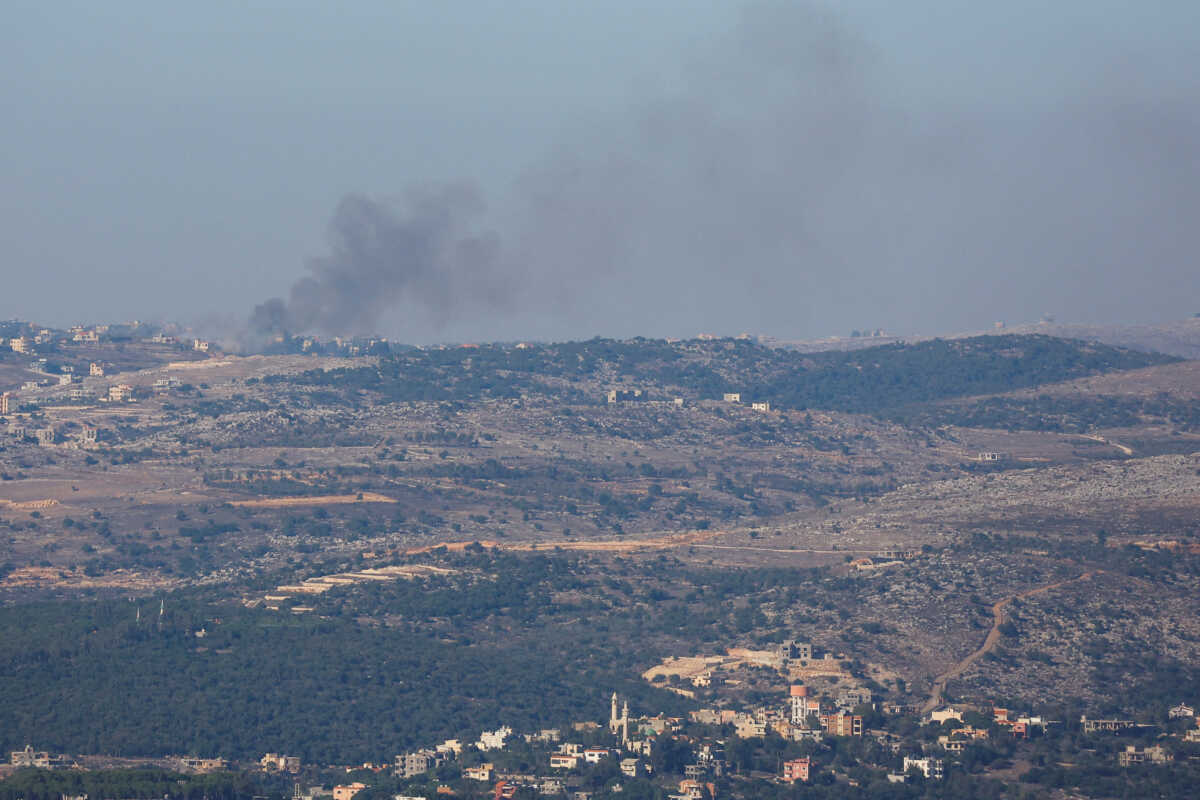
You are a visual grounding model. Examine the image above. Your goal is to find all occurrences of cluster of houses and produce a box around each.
[721,393,770,412]
[1,368,194,448]
[602,389,772,412]
[374,697,672,799]
[325,680,955,797]
[0,319,215,411]
[691,683,867,743]
[0,322,156,356]
[10,690,1200,799]
[926,702,1200,765]
[926,706,1053,752]
[0,418,99,449]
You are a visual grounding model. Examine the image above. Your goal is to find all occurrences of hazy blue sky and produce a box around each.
[3,1,1198,343]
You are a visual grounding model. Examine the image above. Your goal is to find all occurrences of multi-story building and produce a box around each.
[107,384,134,402]
[838,687,873,709]
[11,745,50,768]
[395,750,440,778]
[733,715,767,738]
[549,754,579,770]
[780,640,814,665]
[781,757,810,783]
[1118,745,1170,766]
[695,741,724,775]
[583,747,610,764]
[476,726,512,751]
[819,712,863,737]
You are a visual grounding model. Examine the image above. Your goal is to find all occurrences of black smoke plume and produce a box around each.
[250,184,505,338]
[248,1,1200,343]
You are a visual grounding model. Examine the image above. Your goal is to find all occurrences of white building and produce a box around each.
[475,726,512,752]
[107,384,134,402]
[583,747,610,764]
[549,754,579,770]
[903,757,944,780]
[1168,703,1194,719]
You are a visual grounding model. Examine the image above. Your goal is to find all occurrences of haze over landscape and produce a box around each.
[4,1,1199,342]
[5,5,1200,799]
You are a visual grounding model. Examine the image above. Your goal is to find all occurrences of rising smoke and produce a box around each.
[247,1,1200,343]
[249,185,506,339]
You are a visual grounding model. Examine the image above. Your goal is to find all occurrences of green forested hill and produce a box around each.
[268,334,1177,412]
[0,592,683,764]
[0,768,270,800]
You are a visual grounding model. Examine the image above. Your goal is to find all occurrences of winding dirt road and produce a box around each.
[1081,434,1134,456]
[920,571,1101,714]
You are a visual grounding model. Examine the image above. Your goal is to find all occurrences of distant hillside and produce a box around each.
[771,317,1200,360]
[887,360,1200,434]
[273,334,1177,415]
[1003,318,1200,360]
